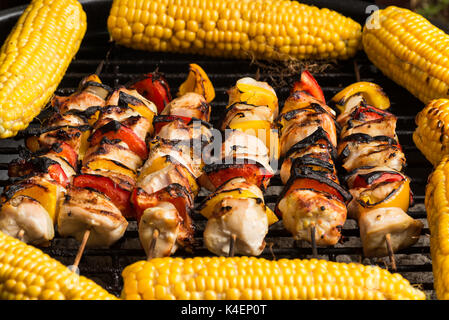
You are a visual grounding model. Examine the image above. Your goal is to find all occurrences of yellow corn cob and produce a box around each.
[107,0,362,61]
[413,99,449,166]
[363,6,449,104]
[0,0,87,138]
[121,257,425,300]
[0,231,117,300]
[425,156,449,299]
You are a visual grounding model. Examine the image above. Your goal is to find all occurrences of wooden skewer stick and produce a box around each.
[228,234,237,257]
[95,41,115,76]
[147,229,160,261]
[353,60,361,82]
[385,233,397,271]
[17,229,25,242]
[73,229,91,269]
[268,242,276,261]
[310,225,318,258]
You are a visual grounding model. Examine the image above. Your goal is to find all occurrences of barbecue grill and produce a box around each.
[0,0,436,299]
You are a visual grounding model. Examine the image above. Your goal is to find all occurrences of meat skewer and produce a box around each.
[200,77,279,256]
[275,71,351,246]
[58,83,158,248]
[131,64,216,258]
[0,74,111,245]
[331,82,423,259]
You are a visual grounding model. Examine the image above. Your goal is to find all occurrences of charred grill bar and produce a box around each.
[0,1,434,298]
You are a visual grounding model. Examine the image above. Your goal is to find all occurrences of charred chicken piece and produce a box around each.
[161,92,211,122]
[58,187,128,247]
[204,197,269,256]
[359,207,423,257]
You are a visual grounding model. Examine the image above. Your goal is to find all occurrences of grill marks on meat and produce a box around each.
[276,86,348,246]
[336,91,423,257]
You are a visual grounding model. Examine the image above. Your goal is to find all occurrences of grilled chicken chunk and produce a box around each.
[215,177,264,199]
[52,89,107,114]
[46,113,89,128]
[145,138,202,178]
[222,103,275,128]
[139,202,181,257]
[58,187,128,247]
[280,152,336,185]
[359,207,423,257]
[340,116,398,140]
[94,106,151,142]
[277,189,347,246]
[137,163,196,196]
[340,141,405,172]
[37,126,85,153]
[157,119,213,144]
[204,197,268,256]
[279,111,337,156]
[106,87,158,115]
[221,129,273,174]
[83,139,142,171]
[347,180,404,219]
[282,91,335,116]
[162,92,211,122]
[0,196,54,246]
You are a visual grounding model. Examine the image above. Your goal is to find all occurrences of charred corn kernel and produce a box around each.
[414,99,449,166]
[0,231,117,300]
[178,64,215,102]
[108,0,361,61]
[0,0,86,138]
[363,6,449,104]
[121,257,425,300]
[425,156,449,299]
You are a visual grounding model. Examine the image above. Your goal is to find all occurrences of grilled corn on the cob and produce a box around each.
[107,0,362,61]
[121,257,425,300]
[363,6,449,104]
[425,156,449,299]
[414,99,449,166]
[0,231,117,300]
[0,0,87,138]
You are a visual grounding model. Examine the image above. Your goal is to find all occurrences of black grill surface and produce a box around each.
[0,2,435,299]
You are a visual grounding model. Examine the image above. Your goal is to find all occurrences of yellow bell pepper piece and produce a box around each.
[357,178,410,214]
[178,63,215,103]
[228,119,279,160]
[86,159,136,179]
[230,83,278,114]
[12,182,59,222]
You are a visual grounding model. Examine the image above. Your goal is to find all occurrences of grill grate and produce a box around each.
[0,29,435,298]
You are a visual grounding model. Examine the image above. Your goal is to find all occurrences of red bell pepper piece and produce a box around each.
[287,178,345,203]
[352,172,405,189]
[73,174,132,217]
[352,105,391,122]
[206,164,273,191]
[131,186,192,224]
[153,115,192,134]
[130,72,172,114]
[49,142,78,169]
[292,70,325,103]
[90,121,148,159]
[48,164,69,187]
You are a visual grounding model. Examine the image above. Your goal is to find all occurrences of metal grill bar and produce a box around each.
[0,29,435,299]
